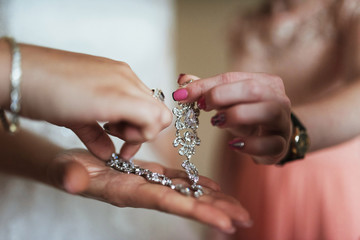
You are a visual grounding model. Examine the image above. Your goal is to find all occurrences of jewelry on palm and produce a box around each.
[106,86,204,198]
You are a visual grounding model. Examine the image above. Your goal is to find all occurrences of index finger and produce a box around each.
[175,72,269,103]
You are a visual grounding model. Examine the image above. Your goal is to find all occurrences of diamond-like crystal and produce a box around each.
[172,107,183,117]
[179,147,186,156]
[151,173,161,182]
[185,109,197,128]
[175,121,185,130]
[180,187,191,196]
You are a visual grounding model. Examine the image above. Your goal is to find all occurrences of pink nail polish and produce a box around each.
[197,96,206,110]
[229,139,245,150]
[172,88,188,101]
[211,113,225,126]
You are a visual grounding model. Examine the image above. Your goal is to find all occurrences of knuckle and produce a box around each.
[270,75,287,92]
[266,103,282,121]
[114,61,134,78]
[274,76,283,84]
[282,96,291,109]
[93,102,109,121]
[220,72,237,84]
[233,106,246,123]
[160,108,173,127]
[271,75,284,85]
[272,137,287,156]
[246,81,263,100]
[116,61,131,70]
[208,87,223,106]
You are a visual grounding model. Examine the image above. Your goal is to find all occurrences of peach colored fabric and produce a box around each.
[217,137,360,240]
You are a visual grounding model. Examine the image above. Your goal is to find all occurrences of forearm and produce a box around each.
[293,79,360,152]
[0,128,63,184]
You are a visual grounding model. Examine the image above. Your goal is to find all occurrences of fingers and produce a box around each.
[47,156,90,194]
[228,135,287,164]
[94,95,172,141]
[163,168,221,192]
[177,74,200,85]
[81,155,251,234]
[199,80,275,111]
[69,123,115,160]
[212,101,290,133]
[175,72,269,103]
[119,142,142,160]
[134,186,241,234]
[104,122,143,143]
[200,192,253,228]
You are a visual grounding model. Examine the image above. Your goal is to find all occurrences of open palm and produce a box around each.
[50,149,251,233]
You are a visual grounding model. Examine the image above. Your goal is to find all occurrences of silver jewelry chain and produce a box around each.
[172,102,203,197]
[106,89,204,198]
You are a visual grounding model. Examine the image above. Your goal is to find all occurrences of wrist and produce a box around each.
[0,38,12,109]
[277,112,310,166]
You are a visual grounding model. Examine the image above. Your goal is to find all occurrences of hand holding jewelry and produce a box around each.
[107,88,203,198]
[177,73,292,165]
[49,149,251,233]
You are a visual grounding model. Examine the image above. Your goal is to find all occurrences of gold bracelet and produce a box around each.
[0,37,22,133]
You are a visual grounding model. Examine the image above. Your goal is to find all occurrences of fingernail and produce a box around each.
[172,88,188,101]
[177,73,186,82]
[224,226,237,234]
[211,113,226,126]
[229,139,245,150]
[235,219,254,228]
[197,96,206,110]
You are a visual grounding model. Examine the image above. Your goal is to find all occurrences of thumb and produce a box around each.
[119,142,142,161]
[47,157,89,194]
[69,122,115,160]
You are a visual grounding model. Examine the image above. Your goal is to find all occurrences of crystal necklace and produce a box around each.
[106,89,204,198]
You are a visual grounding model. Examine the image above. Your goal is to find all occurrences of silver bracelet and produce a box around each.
[0,37,22,133]
[106,87,204,198]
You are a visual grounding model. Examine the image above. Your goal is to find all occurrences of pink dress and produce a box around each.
[219,137,360,240]
[211,0,360,239]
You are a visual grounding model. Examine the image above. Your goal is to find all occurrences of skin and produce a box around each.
[0,38,253,233]
[229,0,360,151]
[172,0,360,165]
[0,38,172,160]
[0,129,252,233]
[176,73,292,165]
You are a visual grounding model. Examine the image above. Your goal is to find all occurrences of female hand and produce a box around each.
[0,40,172,159]
[47,149,252,233]
[173,72,291,164]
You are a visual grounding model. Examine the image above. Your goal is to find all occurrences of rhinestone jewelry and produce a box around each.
[106,153,202,197]
[151,88,165,102]
[106,86,204,198]
[172,101,203,197]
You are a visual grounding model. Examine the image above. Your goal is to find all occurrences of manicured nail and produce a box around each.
[235,219,254,228]
[177,73,186,82]
[223,226,236,234]
[229,139,245,150]
[172,88,188,101]
[197,96,206,110]
[211,113,226,126]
